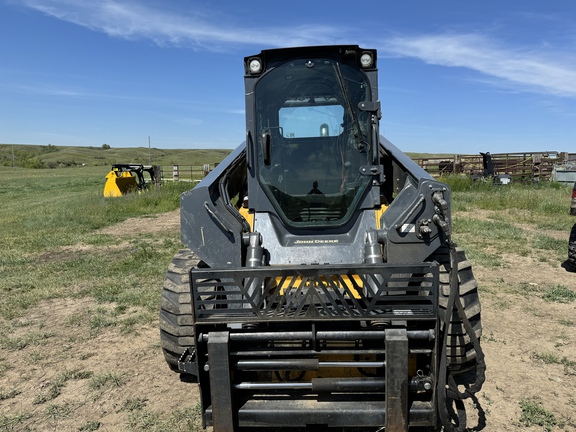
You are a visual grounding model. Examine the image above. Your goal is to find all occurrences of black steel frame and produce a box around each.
[186,264,440,431]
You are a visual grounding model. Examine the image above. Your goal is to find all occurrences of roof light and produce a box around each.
[249,58,262,74]
[360,52,373,68]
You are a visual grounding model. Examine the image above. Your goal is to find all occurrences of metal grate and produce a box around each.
[191,263,438,322]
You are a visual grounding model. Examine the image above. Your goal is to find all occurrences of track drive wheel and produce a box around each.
[159,248,199,373]
[429,246,483,374]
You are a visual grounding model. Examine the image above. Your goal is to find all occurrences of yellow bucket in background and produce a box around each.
[103,170,139,197]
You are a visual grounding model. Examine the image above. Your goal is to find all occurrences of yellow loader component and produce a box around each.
[103,164,159,198]
[103,170,139,197]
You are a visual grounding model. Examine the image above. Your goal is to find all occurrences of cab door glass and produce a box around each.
[255,58,372,228]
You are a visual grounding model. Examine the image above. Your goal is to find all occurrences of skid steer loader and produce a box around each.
[160,45,485,431]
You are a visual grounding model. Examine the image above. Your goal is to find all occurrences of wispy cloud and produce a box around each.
[0,81,88,98]
[14,1,576,100]
[1,80,127,100]
[380,33,576,98]
[17,0,345,49]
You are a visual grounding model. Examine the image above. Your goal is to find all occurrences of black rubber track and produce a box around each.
[428,246,483,374]
[159,248,199,372]
[568,223,576,270]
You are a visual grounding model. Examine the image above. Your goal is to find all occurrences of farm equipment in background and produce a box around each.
[479,152,511,185]
[103,164,159,197]
[160,45,485,431]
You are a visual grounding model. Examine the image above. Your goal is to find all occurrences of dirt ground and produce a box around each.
[1,210,575,431]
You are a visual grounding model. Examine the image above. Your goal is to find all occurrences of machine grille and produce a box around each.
[190,263,438,322]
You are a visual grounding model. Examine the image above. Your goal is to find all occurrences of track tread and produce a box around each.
[429,246,483,373]
[568,223,576,269]
[159,249,199,373]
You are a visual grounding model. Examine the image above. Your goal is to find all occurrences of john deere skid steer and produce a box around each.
[160,45,484,431]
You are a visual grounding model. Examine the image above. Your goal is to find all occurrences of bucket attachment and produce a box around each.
[103,170,139,197]
[103,164,159,197]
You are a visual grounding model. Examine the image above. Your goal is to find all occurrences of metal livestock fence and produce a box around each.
[411,151,568,182]
[159,152,572,184]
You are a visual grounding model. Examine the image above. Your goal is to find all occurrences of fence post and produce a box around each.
[153,165,161,189]
[454,155,462,173]
[173,165,179,181]
[532,154,541,182]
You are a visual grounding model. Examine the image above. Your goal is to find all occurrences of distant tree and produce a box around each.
[102,144,111,150]
[41,144,58,154]
[22,156,45,169]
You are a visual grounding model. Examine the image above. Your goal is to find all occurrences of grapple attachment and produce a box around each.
[183,263,440,430]
[103,164,158,197]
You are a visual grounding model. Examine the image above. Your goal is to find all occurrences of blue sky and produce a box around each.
[1,0,576,155]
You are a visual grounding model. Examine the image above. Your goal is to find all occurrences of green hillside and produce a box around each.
[0,143,443,171]
[0,143,233,169]
[0,143,462,174]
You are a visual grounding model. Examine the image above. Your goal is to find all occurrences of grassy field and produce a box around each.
[444,176,572,267]
[0,166,201,431]
[1,163,575,431]
[0,166,194,319]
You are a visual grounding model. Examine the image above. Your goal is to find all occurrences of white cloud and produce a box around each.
[380,33,576,98]
[7,82,86,98]
[18,0,344,49]
[16,1,576,99]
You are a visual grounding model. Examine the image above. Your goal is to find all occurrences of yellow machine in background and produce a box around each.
[103,164,159,197]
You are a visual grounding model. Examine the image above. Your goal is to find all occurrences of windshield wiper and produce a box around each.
[333,62,368,151]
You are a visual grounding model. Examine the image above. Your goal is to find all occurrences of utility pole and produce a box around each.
[148,136,151,164]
